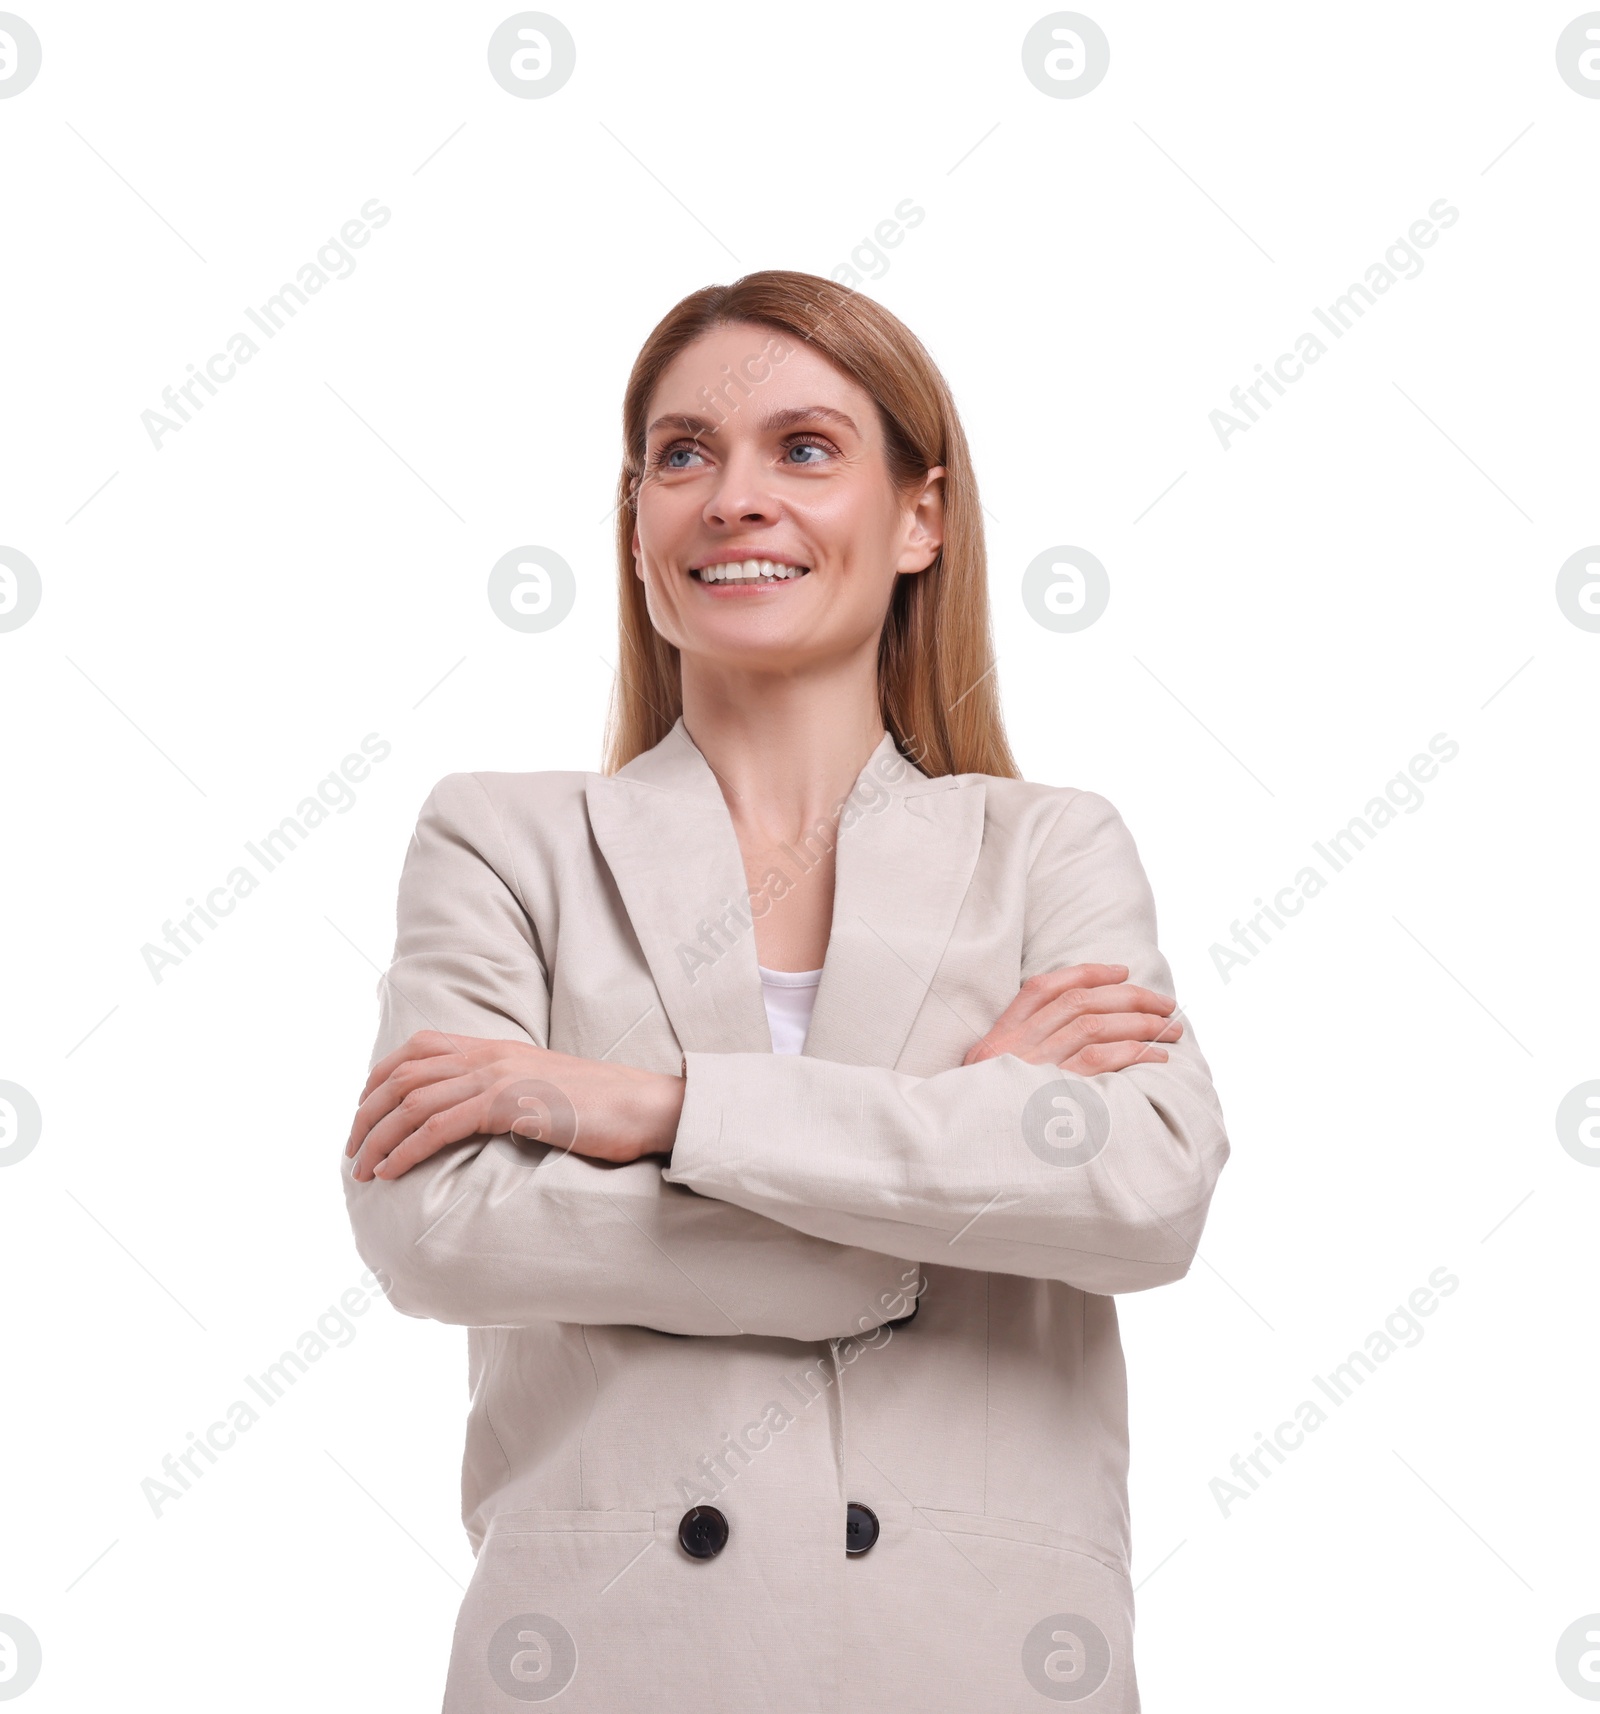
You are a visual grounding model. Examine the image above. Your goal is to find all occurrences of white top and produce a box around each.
[757,964,823,1055]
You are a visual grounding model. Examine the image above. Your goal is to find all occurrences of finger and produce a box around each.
[965,969,1168,1066]
[979,964,1133,1041]
[380,1083,583,1175]
[1060,1041,1170,1076]
[977,992,1175,1069]
[370,1100,486,1180]
[354,1078,471,1179]
[358,1030,464,1105]
[1046,1011,1183,1062]
[347,1044,476,1156]
[1049,962,1130,984]
[1035,985,1175,1039]
[1052,983,1175,1017]
[1067,1011,1183,1044]
[352,1073,482,1180]
[1023,964,1130,1004]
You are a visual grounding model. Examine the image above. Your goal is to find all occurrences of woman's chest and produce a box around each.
[538,844,1026,1078]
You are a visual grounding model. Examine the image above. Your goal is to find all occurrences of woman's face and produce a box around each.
[631,320,944,676]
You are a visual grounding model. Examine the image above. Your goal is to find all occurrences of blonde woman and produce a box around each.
[343,271,1230,1712]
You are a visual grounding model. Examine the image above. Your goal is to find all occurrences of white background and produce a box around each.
[2,2,1597,1708]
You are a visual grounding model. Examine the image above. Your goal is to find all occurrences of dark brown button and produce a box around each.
[677,1505,729,1559]
[845,1502,879,1556]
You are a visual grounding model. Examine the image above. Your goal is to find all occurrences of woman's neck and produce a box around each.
[679,671,886,842]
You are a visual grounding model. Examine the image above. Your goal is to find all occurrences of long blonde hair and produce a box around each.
[603,270,1018,780]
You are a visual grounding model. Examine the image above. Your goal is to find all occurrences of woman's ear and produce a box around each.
[896,466,947,575]
[631,526,644,580]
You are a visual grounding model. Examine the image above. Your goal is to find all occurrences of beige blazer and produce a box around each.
[341,717,1230,1712]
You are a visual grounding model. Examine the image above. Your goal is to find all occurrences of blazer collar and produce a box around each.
[584,716,987,1069]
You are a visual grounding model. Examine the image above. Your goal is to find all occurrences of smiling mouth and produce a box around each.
[691,558,811,585]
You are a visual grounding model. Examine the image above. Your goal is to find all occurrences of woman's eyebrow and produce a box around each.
[760,405,860,435]
[647,412,715,437]
[645,405,862,439]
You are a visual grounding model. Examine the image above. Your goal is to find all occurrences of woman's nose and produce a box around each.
[703,449,778,526]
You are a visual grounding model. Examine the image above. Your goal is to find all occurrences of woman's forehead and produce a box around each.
[649,322,877,430]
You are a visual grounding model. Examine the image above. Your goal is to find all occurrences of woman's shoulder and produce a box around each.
[414,766,589,809]
[946,769,1130,847]
[408,767,595,857]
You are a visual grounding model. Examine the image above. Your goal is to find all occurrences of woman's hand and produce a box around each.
[345,1031,685,1182]
[962,963,1183,1075]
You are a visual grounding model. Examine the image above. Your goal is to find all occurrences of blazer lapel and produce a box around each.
[803,752,987,1069]
[583,717,987,1070]
[584,720,771,1057]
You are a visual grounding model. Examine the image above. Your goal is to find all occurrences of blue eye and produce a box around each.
[786,441,830,464]
[664,445,704,469]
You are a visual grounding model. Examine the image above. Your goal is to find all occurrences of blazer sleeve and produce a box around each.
[340,772,917,1340]
[662,788,1231,1295]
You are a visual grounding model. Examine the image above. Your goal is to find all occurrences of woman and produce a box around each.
[343,271,1230,1712]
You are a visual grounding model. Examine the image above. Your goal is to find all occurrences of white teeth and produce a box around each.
[696,559,808,583]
